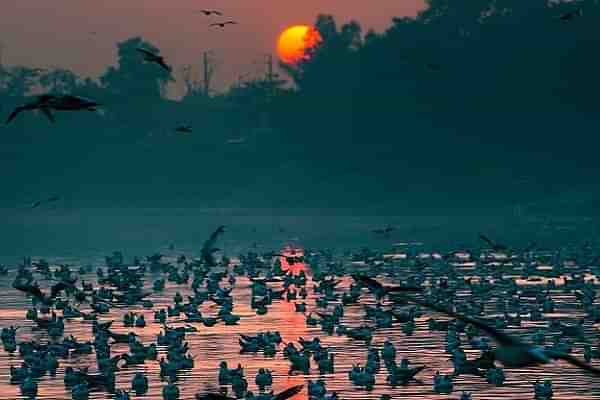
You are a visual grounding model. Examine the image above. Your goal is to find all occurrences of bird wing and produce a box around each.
[136,48,155,57]
[209,23,221,27]
[157,60,172,72]
[213,11,223,16]
[548,351,600,376]
[479,234,495,246]
[274,384,304,400]
[6,107,24,124]
[403,295,520,346]
[41,108,55,123]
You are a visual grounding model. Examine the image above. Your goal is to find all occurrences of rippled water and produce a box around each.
[3,248,600,400]
[2,209,600,399]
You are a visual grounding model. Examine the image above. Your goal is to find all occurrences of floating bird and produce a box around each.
[209,21,238,28]
[196,384,303,400]
[136,48,172,72]
[6,95,101,124]
[197,9,223,16]
[406,296,600,375]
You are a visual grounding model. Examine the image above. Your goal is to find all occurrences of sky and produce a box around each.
[0,0,425,95]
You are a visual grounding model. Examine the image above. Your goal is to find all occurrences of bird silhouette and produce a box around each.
[478,234,508,251]
[197,9,223,16]
[209,21,238,28]
[405,295,600,375]
[6,95,100,124]
[196,384,303,400]
[557,6,584,21]
[175,125,192,133]
[136,48,172,72]
[201,226,225,266]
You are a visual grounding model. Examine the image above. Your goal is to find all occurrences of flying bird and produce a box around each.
[478,234,508,252]
[209,21,238,28]
[226,137,246,144]
[557,6,584,21]
[136,48,172,72]
[31,200,42,209]
[201,226,225,266]
[6,95,101,124]
[404,296,600,375]
[175,125,192,133]
[372,226,395,235]
[197,9,223,16]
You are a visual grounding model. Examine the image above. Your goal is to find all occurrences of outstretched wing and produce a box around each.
[549,351,600,376]
[274,384,304,400]
[403,295,519,347]
[479,234,494,247]
[41,108,55,123]
[136,48,156,58]
[6,107,24,124]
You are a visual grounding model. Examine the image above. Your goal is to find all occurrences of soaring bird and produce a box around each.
[197,9,223,16]
[478,234,508,252]
[405,296,600,375]
[209,21,238,28]
[136,48,172,72]
[557,6,584,21]
[201,226,225,266]
[175,125,192,133]
[31,200,42,209]
[372,226,395,235]
[6,95,101,124]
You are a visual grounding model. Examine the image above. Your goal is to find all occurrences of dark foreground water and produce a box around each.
[1,208,600,399]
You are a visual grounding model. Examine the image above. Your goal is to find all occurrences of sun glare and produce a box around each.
[276,25,322,65]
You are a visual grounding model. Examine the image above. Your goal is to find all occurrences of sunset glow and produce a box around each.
[276,25,322,65]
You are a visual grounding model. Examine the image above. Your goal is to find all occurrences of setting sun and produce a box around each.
[276,25,322,65]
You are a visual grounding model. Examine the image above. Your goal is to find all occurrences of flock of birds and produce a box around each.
[2,229,600,400]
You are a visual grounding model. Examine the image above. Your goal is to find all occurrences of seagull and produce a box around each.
[175,125,192,133]
[6,95,101,124]
[201,226,225,266]
[197,9,223,16]
[136,48,172,72]
[405,296,600,375]
[209,21,238,28]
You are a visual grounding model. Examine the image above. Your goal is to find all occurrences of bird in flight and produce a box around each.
[478,234,509,252]
[136,48,172,72]
[30,196,60,209]
[557,6,584,21]
[175,125,192,133]
[197,9,223,16]
[6,95,100,124]
[210,21,238,28]
[404,295,600,375]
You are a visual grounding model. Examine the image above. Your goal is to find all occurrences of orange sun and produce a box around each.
[277,25,322,65]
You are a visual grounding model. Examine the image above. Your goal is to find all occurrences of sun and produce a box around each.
[277,25,322,65]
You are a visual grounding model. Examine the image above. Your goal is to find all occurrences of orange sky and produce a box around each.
[0,0,425,95]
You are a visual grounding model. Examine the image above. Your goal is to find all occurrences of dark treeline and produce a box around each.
[1,0,599,215]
